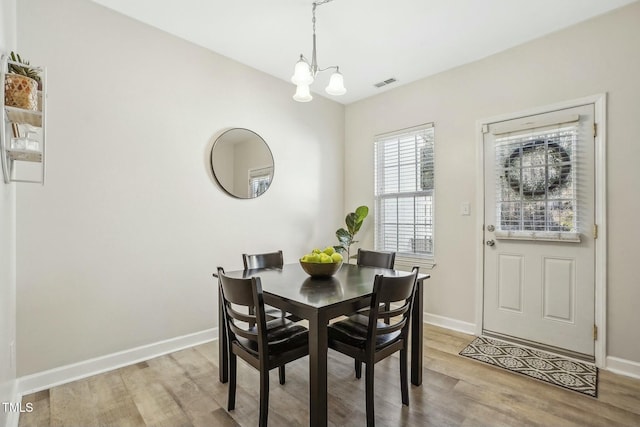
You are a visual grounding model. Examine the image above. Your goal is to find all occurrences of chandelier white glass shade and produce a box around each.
[293,82,313,103]
[292,56,314,86]
[325,69,345,95]
[291,0,346,102]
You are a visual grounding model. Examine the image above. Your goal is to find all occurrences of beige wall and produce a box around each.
[16,0,345,375]
[0,0,17,424]
[345,3,640,363]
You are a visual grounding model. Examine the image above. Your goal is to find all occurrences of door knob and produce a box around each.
[486,240,495,247]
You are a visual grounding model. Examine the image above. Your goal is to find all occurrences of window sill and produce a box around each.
[495,230,581,243]
[395,256,436,271]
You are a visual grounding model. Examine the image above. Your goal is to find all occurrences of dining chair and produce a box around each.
[356,249,397,325]
[328,267,419,427]
[353,248,398,377]
[242,250,301,322]
[217,267,309,427]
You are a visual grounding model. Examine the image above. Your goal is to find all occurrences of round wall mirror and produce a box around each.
[210,128,274,199]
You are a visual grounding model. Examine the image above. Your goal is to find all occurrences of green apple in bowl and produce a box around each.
[319,253,333,263]
[322,246,335,256]
[300,246,343,277]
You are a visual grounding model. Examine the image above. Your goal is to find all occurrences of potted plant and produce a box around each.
[334,205,369,262]
[4,51,41,111]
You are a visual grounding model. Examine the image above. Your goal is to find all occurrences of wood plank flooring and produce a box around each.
[18,324,640,427]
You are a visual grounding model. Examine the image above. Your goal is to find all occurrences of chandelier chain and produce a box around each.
[312,0,335,35]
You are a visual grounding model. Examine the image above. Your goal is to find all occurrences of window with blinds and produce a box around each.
[494,123,580,242]
[248,166,273,198]
[374,124,434,260]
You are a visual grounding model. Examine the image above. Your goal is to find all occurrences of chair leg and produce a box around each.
[279,365,286,385]
[365,363,375,427]
[228,353,237,411]
[355,360,362,379]
[259,369,270,427]
[400,348,409,406]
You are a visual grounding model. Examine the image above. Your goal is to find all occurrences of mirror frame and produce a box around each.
[210,128,275,199]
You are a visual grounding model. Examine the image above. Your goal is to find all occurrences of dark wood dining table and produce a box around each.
[217,262,430,427]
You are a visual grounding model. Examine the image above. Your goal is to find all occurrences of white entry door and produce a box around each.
[483,104,596,359]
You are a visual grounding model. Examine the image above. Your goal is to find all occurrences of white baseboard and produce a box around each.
[423,311,476,335]
[605,356,640,380]
[18,328,217,396]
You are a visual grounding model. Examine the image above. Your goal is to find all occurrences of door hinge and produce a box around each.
[593,324,598,341]
[593,224,598,239]
[593,123,597,137]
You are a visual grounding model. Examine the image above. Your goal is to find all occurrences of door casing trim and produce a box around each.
[475,94,607,367]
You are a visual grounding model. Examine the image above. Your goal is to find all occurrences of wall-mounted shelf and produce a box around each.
[1,53,47,184]
[5,105,43,127]
[7,149,42,162]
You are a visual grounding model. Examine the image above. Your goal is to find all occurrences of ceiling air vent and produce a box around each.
[374,78,397,88]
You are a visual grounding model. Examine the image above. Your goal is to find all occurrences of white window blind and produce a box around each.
[493,123,580,242]
[374,124,434,262]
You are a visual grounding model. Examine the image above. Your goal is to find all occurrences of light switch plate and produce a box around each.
[461,202,471,216]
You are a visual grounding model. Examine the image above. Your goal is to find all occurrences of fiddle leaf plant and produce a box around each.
[334,205,369,262]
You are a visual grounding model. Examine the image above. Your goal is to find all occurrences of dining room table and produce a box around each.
[217,262,430,427]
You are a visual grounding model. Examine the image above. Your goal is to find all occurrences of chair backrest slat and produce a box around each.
[356,249,396,269]
[226,306,256,324]
[374,320,406,336]
[219,272,256,307]
[229,322,259,341]
[242,250,284,270]
[379,304,410,320]
[377,284,413,305]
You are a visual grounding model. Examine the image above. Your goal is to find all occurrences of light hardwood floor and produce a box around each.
[18,324,640,427]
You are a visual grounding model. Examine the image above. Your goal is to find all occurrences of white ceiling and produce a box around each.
[92,0,636,104]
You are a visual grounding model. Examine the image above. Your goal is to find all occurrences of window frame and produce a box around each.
[248,166,273,198]
[373,123,436,269]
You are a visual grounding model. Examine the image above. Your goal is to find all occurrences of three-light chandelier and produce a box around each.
[291,0,346,102]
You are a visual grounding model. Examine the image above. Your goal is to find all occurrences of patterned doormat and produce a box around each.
[459,336,598,397]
